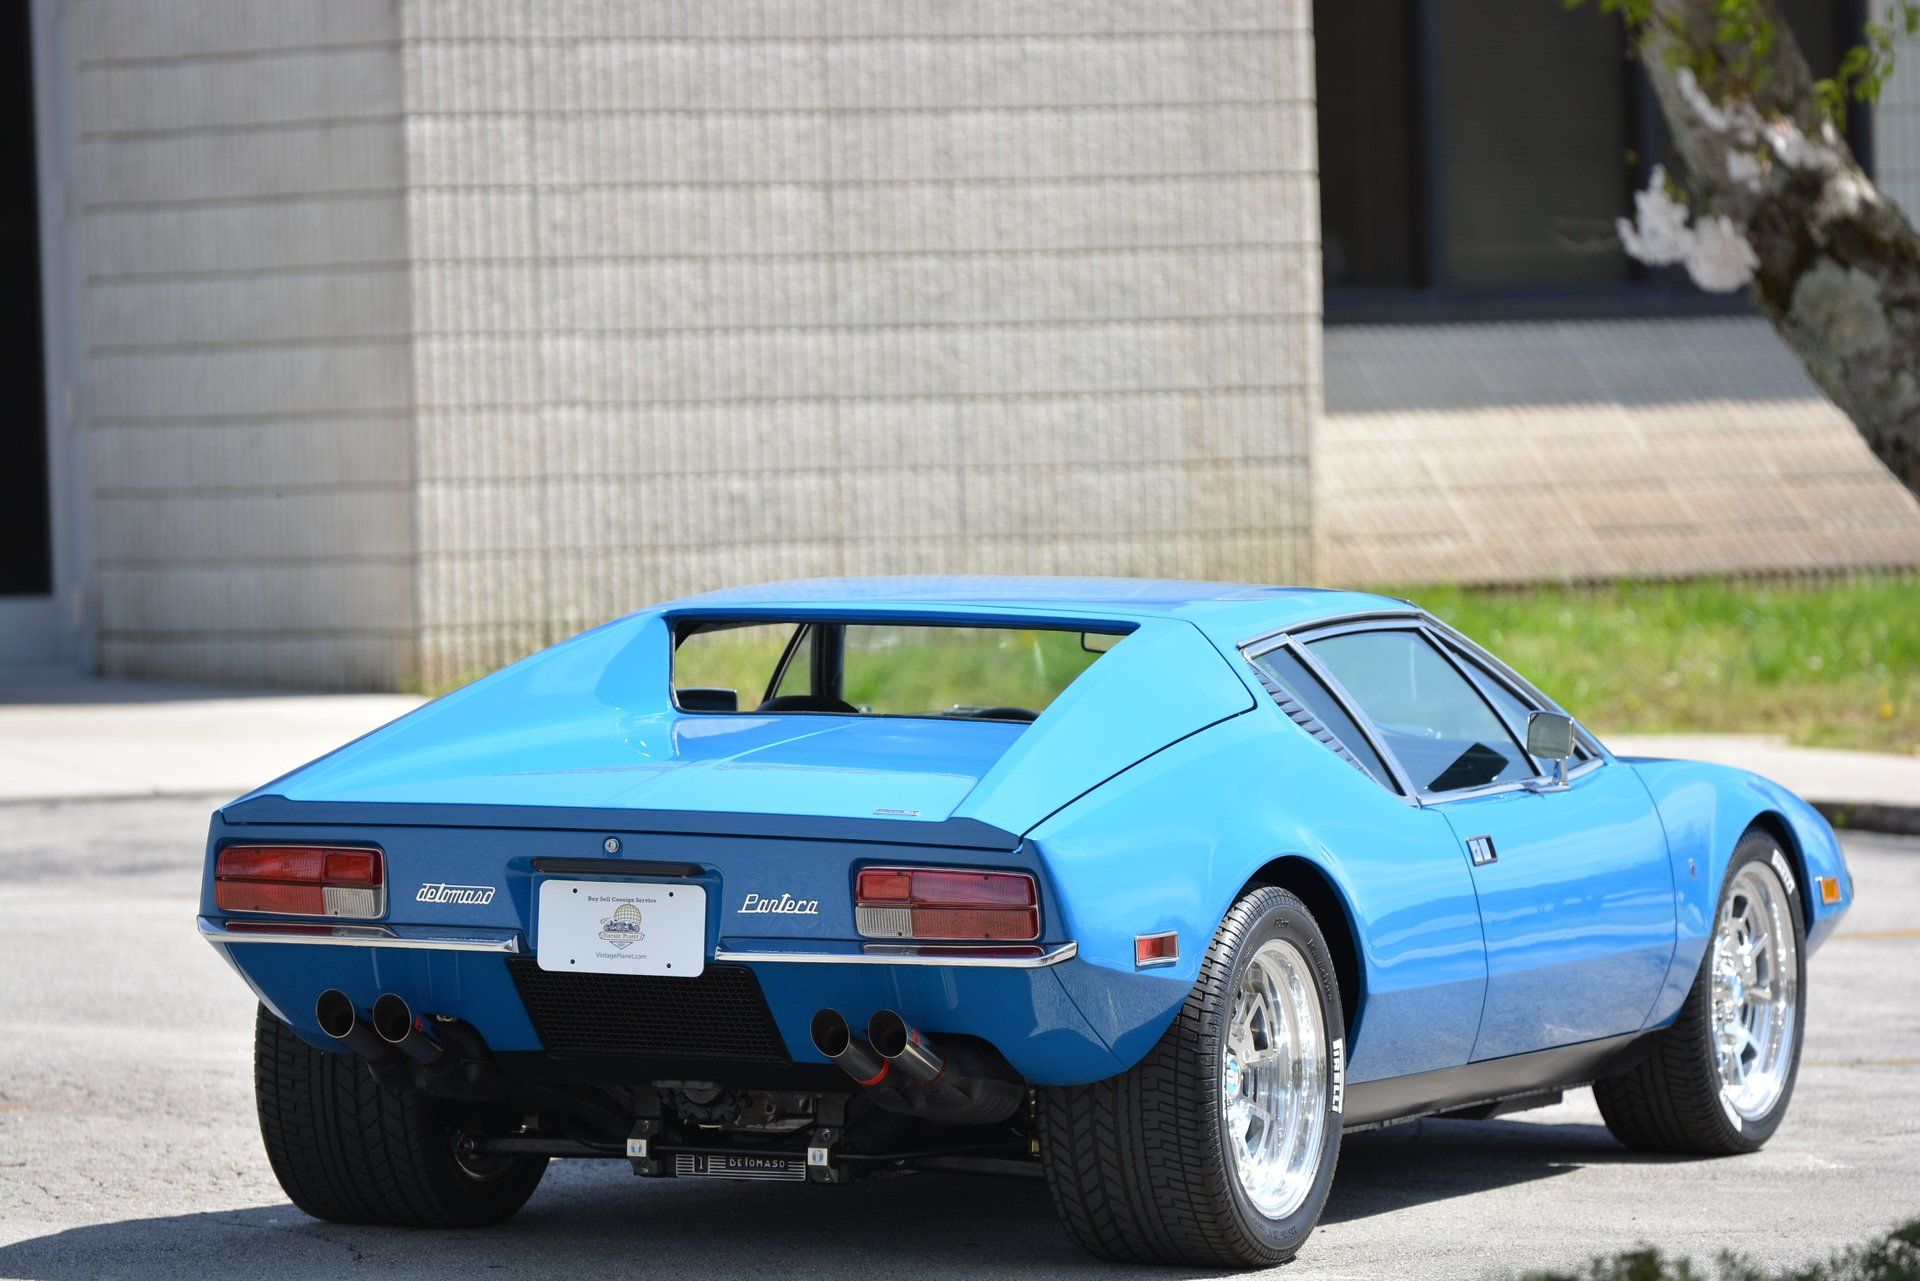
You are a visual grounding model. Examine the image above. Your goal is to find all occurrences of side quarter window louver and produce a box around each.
[1253,669,1375,778]
[1246,648,1399,793]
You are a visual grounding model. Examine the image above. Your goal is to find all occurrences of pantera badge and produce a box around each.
[739,892,820,916]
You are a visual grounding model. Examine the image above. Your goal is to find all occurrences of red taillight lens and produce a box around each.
[215,845,385,919]
[854,866,1039,941]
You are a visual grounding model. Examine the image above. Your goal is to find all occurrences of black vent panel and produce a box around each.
[507,958,789,1063]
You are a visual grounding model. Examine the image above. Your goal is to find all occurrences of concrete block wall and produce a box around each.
[397,0,1321,684]
[49,0,418,687]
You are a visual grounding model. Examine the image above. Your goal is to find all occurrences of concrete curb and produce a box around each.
[1812,800,1920,839]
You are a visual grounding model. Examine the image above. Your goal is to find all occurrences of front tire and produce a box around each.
[1037,886,1345,1268]
[1595,829,1806,1154]
[254,1005,547,1226]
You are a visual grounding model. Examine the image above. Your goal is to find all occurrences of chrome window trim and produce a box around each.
[1281,636,1426,802]
[1420,615,1608,760]
[712,941,1077,969]
[1240,608,1423,657]
[1414,755,1607,806]
[1239,608,1613,805]
[198,916,522,954]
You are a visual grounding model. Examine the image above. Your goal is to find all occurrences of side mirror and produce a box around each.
[1526,710,1576,786]
[1525,710,1576,761]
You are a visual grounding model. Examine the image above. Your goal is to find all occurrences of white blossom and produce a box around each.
[1616,167,1758,293]
[1684,215,1760,291]
[1763,117,1838,173]
[1616,167,1692,265]
[1725,150,1765,190]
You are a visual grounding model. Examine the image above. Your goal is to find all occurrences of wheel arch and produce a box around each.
[1743,809,1816,928]
[1242,855,1364,1040]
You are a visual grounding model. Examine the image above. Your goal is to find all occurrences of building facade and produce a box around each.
[4,0,1916,690]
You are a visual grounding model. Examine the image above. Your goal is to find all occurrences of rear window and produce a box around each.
[672,620,1121,723]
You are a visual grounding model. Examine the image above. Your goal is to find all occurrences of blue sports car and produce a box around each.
[198,577,1852,1267]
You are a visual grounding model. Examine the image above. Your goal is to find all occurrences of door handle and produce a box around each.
[1466,835,1497,866]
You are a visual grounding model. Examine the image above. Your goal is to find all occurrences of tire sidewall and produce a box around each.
[1207,888,1346,1258]
[1696,833,1809,1150]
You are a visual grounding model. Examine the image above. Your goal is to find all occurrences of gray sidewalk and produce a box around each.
[0,672,1913,829]
[0,668,422,804]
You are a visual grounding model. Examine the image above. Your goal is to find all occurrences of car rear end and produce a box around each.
[199,798,1112,1090]
[197,596,1230,1198]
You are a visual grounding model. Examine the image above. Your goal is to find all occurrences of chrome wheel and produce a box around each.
[1709,859,1799,1123]
[1222,938,1328,1219]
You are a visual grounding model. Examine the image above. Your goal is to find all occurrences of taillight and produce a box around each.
[214,845,385,919]
[854,866,1039,941]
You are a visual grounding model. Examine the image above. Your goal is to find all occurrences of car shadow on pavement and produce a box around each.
[1326,1115,1663,1225]
[0,1119,1650,1281]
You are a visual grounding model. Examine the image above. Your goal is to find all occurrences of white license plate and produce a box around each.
[536,879,706,977]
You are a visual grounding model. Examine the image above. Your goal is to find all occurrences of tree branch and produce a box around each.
[1603,0,1920,499]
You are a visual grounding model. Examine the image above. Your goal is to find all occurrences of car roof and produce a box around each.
[659,575,1415,643]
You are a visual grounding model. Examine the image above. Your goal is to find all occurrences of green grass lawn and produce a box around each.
[1398,575,1919,756]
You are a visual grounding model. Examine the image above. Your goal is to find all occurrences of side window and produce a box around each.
[1249,646,1399,792]
[1307,630,1533,794]
[1453,652,1542,768]
[1443,640,1594,768]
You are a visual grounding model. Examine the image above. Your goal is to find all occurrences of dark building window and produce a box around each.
[1316,0,1868,322]
[1,1,51,596]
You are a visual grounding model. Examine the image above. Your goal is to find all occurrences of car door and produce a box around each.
[1300,623,1676,1061]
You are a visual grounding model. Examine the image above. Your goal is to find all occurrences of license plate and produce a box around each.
[536,879,706,977]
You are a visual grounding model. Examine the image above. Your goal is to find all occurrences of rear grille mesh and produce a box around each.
[506,958,789,1063]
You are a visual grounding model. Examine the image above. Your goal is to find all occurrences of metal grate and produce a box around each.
[506,959,789,1062]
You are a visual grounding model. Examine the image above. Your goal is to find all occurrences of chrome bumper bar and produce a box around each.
[713,942,1078,969]
[197,916,522,954]
[199,916,1076,968]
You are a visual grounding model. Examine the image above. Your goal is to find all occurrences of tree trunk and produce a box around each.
[1639,0,1920,500]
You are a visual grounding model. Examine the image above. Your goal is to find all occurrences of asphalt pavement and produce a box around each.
[0,797,1915,1281]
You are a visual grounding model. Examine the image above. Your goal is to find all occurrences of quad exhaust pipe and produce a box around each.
[316,990,443,1066]
[810,1009,891,1086]
[315,989,390,1060]
[312,991,518,1108]
[867,1009,947,1085]
[372,993,445,1065]
[813,1006,1024,1124]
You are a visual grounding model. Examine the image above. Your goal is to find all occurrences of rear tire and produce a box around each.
[1595,829,1806,1155]
[1037,886,1345,1268]
[254,1005,547,1226]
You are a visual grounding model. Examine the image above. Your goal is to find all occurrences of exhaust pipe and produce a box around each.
[867,1009,946,1085]
[867,1009,1025,1125]
[315,989,388,1059]
[372,993,445,1065]
[810,1008,890,1086]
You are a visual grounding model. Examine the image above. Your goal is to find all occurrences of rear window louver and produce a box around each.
[1251,668,1377,780]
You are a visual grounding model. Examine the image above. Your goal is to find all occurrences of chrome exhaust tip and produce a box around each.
[372,992,443,1064]
[811,1008,889,1086]
[315,989,385,1059]
[868,1009,946,1085]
